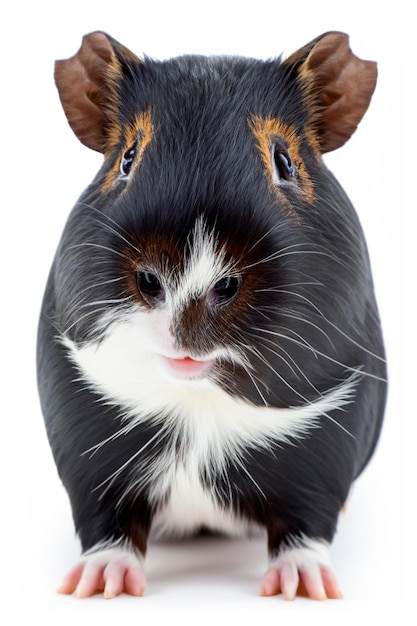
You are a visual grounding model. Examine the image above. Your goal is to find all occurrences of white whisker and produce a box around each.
[250,332,321,393]
[93,427,164,500]
[252,343,358,437]
[243,244,348,271]
[69,276,127,302]
[239,358,270,406]
[242,243,310,269]
[66,241,131,261]
[77,297,132,310]
[244,338,302,386]
[258,290,385,365]
[279,308,335,349]
[77,202,141,254]
[95,218,142,256]
[252,278,386,364]
[253,325,319,357]
[233,455,267,499]
[255,326,386,383]
[62,303,130,336]
[224,331,271,405]
[323,315,386,363]
[81,413,142,457]
[238,221,285,258]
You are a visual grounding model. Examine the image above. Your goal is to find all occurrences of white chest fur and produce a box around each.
[62,308,359,535]
[150,462,260,538]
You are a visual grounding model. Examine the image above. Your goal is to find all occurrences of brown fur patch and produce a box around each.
[249,115,316,219]
[102,109,154,193]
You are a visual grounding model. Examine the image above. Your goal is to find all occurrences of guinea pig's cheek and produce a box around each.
[61,310,167,409]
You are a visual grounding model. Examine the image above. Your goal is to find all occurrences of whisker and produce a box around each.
[76,297,132,310]
[258,288,386,364]
[252,276,385,365]
[115,428,178,507]
[232,454,267,499]
[256,280,324,290]
[238,221,286,258]
[256,337,322,396]
[95,218,142,256]
[278,309,335,350]
[322,315,386,363]
[245,342,358,437]
[66,241,131,261]
[77,202,140,249]
[239,358,269,406]
[248,303,335,351]
[257,288,325,316]
[82,418,139,457]
[243,244,349,271]
[69,276,127,302]
[62,304,131,336]
[93,427,164,500]
[242,243,311,270]
[255,326,386,382]
[244,338,303,387]
[253,325,319,357]
[223,330,272,405]
[244,339,311,404]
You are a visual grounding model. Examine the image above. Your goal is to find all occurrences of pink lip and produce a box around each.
[163,356,214,379]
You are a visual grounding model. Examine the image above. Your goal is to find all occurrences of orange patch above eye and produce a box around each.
[249,115,317,215]
[102,108,154,193]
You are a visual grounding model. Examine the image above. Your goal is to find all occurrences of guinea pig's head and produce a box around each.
[54,32,377,406]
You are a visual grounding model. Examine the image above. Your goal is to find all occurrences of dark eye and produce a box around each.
[208,275,241,307]
[120,142,138,178]
[272,145,297,183]
[137,270,165,305]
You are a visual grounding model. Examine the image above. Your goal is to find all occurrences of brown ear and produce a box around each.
[285,32,377,153]
[54,31,140,152]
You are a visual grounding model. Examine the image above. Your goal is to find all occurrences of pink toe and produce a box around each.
[103,562,125,599]
[280,562,299,601]
[125,567,146,597]
[76,563,105,598]
[58,563,85,595]
[260,568,281,596]
[321,566,343,599]
[299,566,327,601]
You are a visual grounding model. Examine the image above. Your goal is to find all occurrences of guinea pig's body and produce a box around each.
[37,31,386,600]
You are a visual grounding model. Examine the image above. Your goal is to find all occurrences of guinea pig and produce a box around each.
[37,30,387,600]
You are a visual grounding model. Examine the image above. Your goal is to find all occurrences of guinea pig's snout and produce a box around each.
[150,309,176,352]
[146,306,217,381]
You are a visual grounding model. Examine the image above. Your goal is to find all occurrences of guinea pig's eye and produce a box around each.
[136,270,165,305]
[120,141,138,179]
[272,143,297,184]
[208,275,241,307]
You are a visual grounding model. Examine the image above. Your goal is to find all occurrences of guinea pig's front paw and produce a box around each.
[260,539,342,601]
[58,545,146,599]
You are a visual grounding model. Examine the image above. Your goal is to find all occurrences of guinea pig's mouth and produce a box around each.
[161,355,215,380]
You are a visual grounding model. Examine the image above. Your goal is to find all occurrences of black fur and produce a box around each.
[37,34,386,575]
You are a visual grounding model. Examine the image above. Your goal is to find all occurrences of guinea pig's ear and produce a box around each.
[54,31,140,153]
[285,32,377,153]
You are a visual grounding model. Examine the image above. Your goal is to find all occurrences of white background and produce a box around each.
[1,0,416,623]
